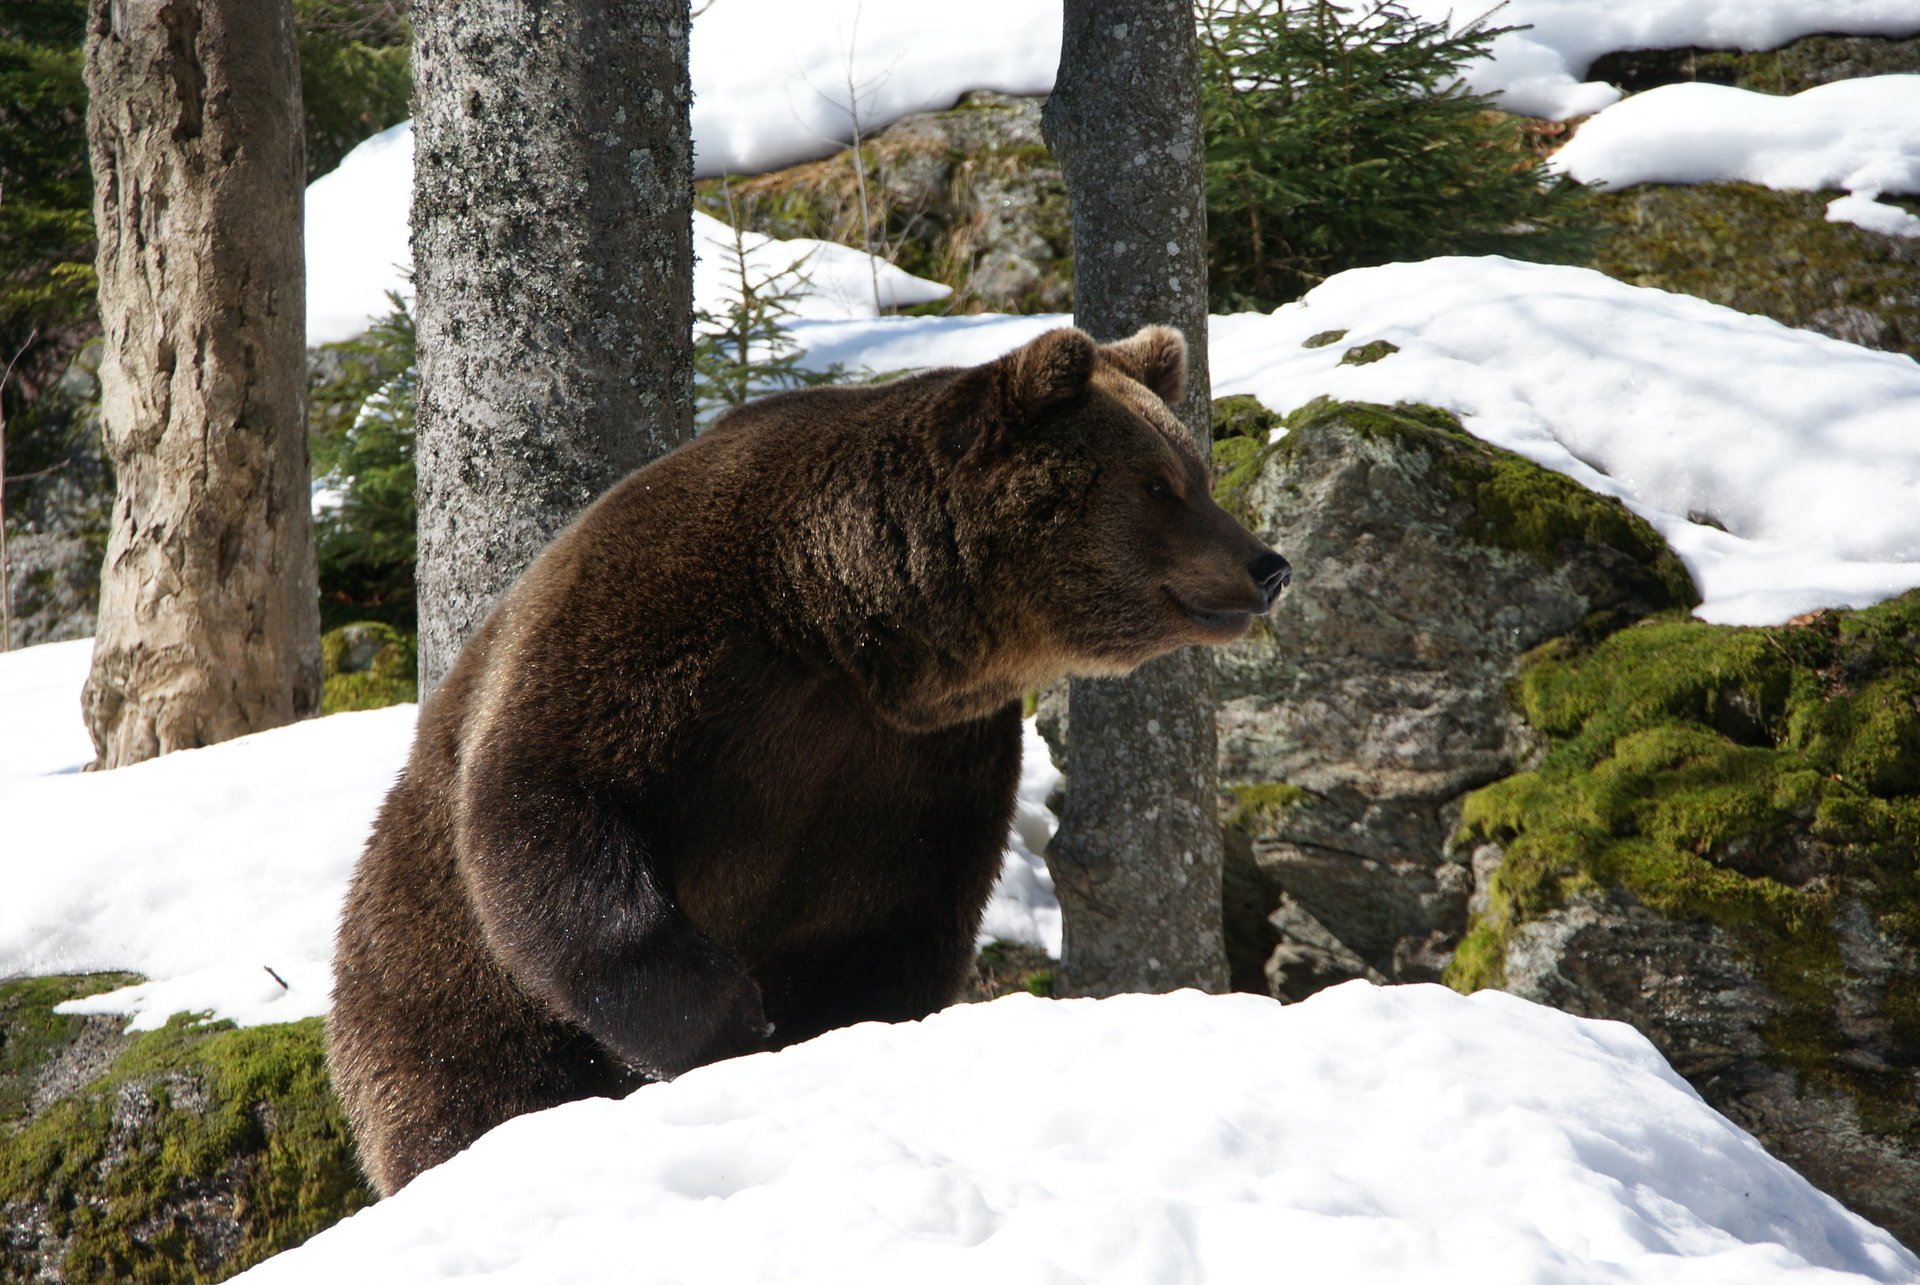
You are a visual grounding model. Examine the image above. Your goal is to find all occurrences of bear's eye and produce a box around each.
[1146,476,1175,503]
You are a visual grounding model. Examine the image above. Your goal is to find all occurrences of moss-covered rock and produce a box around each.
[0,975,373,1283]
[1591,182,1920,361]
[965,941,1056,1002]
[1449,593,1920,1246]
[320,621,416,714]
[1588,33,1920,99]
[696,91,1071,314]
[1210,398,1694,997]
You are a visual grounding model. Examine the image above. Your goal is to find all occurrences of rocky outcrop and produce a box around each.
[1587,32,1920,98]
[1575,31,1920,363]
[1452,597,1920,1248]
[698,92,1071,314]
[1592,184,1920,362]
[1206,387,1920,1245]
[0,975,371,1283]
[1208,395,1694,998]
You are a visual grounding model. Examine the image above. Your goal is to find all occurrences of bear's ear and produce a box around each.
[1003,327,1097,418]
[1101,325,1188,407]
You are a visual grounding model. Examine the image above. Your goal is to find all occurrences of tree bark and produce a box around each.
[82,0,321,768]
[1041,0,1228,996]
[411,0,695,693]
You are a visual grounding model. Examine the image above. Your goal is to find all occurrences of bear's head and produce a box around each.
[939,324,1291,680]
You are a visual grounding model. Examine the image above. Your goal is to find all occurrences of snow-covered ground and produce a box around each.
[0,639,1062,1031]
[307,128,952,344]
[234,984,1920,1285]
[792,256,1920,628]
[309,0,1920,341]
[1550,76,1920,236]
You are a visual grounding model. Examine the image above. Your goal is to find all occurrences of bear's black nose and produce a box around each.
[1250,551,1292,608]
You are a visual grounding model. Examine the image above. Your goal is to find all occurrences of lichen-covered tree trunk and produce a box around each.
[81,0,321,768]
[411,0,695,692]
[1041,1,1227,996]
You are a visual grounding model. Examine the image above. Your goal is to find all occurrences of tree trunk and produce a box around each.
[1041,0,1228,997]
[82,0,320,769]
[411,0,695,693]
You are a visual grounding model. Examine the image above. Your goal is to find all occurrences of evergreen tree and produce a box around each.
[312,296,417,630]
[1199,0,1591,310]
[694,189,839,421]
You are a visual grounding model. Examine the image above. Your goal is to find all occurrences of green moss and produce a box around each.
[1338,340,1399,366]
[1223,782,1313,836]
[1591,182,1920,365]
[1302,329,1349,349]
[1448,592,1920,1142]
[0,974,140,1123]
[969,941,1056,1001]
[1210,394,1285,444]
[1257,399,1698,610]
[320,621,417,714]
[0,1005,373,1283]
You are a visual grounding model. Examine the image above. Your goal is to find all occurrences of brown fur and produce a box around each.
[327,326,1287,1194]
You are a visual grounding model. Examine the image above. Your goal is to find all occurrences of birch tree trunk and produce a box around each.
[411,0,695,692]
[82,0,320,769]
[1041,0,1229,996]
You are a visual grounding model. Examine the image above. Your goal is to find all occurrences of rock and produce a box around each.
[1452,596,1920,1247]
[2,340,111,649]
[698,92,1072,314]
[1587,32,1920,98]
[319,621,417,713]
[1210,397,1695,991]
[0,975,373,1283]
[1592,182,1920,364]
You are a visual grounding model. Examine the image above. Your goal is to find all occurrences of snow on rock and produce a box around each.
[688,0,1058,178]
[1398,0,1920,120]
[0,681,416,1029]
[305,126,955,345]
[1549,77,1920,237]
[1210,257,1920,625]
[0,639,1062,1026]
[793,257,1920,626]
[233,984,1920,1285]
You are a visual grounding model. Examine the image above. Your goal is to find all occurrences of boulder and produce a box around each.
[0,975,372,1283]
[1453,597,1920,1248]
[1592,183,1920,363]
[1209,395,1694,996]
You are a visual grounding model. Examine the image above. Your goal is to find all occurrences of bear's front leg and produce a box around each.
[455,764,770,1082]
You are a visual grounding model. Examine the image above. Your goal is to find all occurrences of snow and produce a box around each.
[305,126,953,345]
[1396,0,1920,120]
[0,645,415,1027]
[0,636,95,781]
[308,1,1920,342]
[1549,77,1920,236]
[233,984,1920,1285]
[976,719,1063,956]
[0,639,1061,1027]
[792,256,1920,627]
[688,0,1058,178]
[692,209,951,324]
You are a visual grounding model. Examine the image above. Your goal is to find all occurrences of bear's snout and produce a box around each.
[1250,551,1291,612]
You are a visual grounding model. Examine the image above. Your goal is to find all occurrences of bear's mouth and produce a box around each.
[1164,587,1253,637]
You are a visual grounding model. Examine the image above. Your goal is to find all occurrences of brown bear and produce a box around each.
[328,325,1291,1195]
